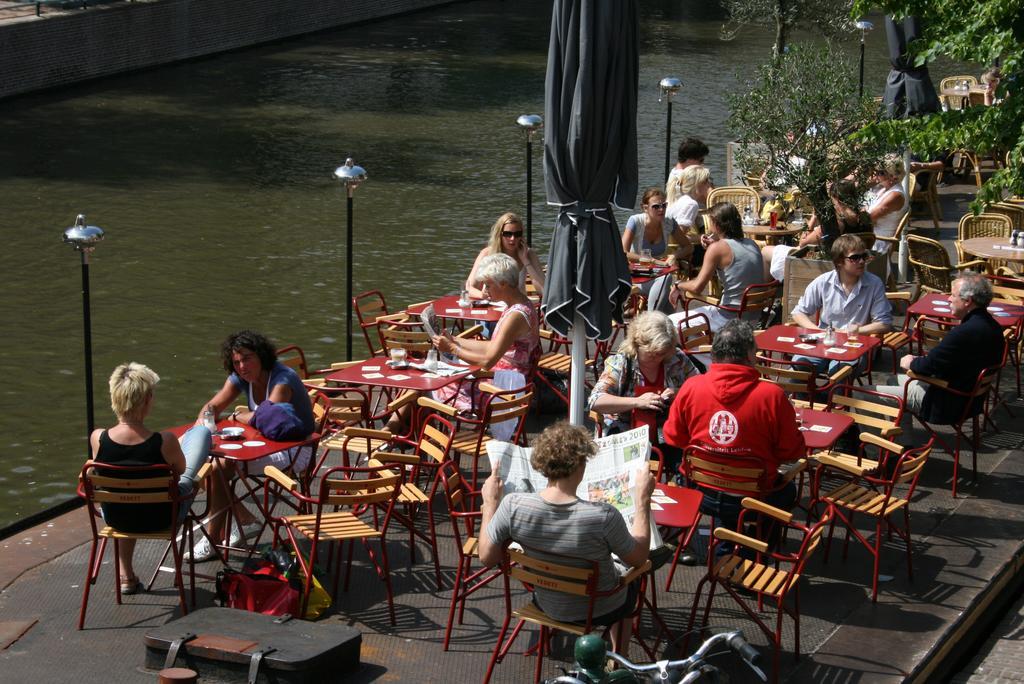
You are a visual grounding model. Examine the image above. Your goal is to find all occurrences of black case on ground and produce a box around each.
[144,607,361,683]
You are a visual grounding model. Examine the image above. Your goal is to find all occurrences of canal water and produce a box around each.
[0,0,954,528]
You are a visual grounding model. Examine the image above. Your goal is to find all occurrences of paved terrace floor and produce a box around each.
[2,179,1023,683]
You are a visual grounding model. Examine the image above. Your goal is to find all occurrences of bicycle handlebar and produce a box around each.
[604,629,767,682]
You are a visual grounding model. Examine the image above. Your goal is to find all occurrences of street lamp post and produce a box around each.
[62,214,105,440]
[333,158,367,361]
[516,114,543,246]
[855,20,874,98]
[658,77,682,182]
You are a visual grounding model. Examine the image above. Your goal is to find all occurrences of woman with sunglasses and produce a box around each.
[465,212,545,299]
[621,188,693,313]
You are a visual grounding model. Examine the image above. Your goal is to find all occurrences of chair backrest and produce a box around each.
[417,413,456,466]
[79,461,179,534]
[379,316,433,356]
[825,385,904,439]
[940,75,978,91]
[911,169,940,201]
[507,547,598,602]
[914,315,955,355]
[891,440,932,488]
[987,203,1024,231]
[678,312,713,354]
[756,354,817,404]
[939,93,969,111]
[707,186,760,215]
[683,444,773,496]
[480,385,535,443]
[436,460,480,551]
[318,462,401,508]
[353,290,390,357]
[907,235,953,293]
[319,387,370,429]
[988,274,1024,303]
[959,213,1012,242]
[277,344,309,379]
[732,498,834,577]
[738,281,780,327]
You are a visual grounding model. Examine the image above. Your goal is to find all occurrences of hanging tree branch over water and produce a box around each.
[720,0,856,59]
[728,44,889,254]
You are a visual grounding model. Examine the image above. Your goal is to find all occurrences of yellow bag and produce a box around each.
[301,571,332,620]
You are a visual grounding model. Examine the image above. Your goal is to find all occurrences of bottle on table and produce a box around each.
[823,324,837,347]
[202,405,217,433]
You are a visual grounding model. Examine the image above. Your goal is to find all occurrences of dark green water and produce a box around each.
[0,0,947,527]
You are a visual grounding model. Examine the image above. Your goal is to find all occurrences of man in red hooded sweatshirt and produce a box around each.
[664,320,805,545]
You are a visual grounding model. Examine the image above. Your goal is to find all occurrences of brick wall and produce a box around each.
[0,0,461,99]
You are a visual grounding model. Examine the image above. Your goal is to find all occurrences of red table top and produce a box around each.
[631,263,677,285]
[651,483,703,529]
[797,407,855,451]
[325,357,478,392]
[757,324,880,362]
[406,295,505,323]
[907,292,1024,328]
[168,421,318,462]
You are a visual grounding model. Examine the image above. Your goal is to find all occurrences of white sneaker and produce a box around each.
[185,534,217,563]
[228,522,261,548]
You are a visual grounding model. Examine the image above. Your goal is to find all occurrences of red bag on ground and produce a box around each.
[216,560,299,617]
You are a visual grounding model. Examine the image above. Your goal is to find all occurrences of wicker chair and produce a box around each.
[986,203,1024,232]
[940,75,978,91]
[907,234,988,294]
[910,169,943,230]
[707,186,760,215]
[956,213,1012,264]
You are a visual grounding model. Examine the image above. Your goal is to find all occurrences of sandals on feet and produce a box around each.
[120,576,144,595]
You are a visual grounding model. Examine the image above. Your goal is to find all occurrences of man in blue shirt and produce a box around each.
[791,234,892,375]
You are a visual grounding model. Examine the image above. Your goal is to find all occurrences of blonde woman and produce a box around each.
[465,212,545,299]
[89,363,210,594]
[666,165,712,247]
[865,154,908,254]
[588,311,700,473]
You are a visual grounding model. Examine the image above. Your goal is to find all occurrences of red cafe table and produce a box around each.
[406,295,505,324]
[652,483,704,592]
[323,357,478,393]
[907,292,1024,329]
[796,406,855,452]
[757,324,880,365]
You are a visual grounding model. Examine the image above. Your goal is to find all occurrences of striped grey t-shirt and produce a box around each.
[486,492,635,622]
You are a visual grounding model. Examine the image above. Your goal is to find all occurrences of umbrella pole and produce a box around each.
[898,149,911,282]
[569,315,587,426]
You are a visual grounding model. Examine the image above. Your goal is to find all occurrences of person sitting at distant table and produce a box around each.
[191,329,315,562]
[665,136,709,188]
[665,164,712,251]
[479,422,655,656]
[621,187,693,313]
[588,311,701,474]
[465,212,545,299]
[668,202,764,332]
[790,234,892,375]
[89,362,210,593]
[864,155,908,257]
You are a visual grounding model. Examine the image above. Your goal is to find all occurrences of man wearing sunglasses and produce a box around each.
[790,234,892,375]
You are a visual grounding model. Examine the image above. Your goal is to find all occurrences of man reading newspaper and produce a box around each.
[479,422,655,656]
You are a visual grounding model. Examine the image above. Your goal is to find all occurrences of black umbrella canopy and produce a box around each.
[883,16,941,119]
[541,0,639,341]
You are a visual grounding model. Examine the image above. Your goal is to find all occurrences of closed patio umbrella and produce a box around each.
[541,0,639,424]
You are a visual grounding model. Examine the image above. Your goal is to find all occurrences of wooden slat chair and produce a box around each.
[956,213,1012,265]
[809,386,905,475]
[276,344,337,382]
[907,234,989,294]
[707,185,761,215]
[436,383,534,491]
[906,363,1002,497]
[683,280,780,330]
[353,289,391,357]
[534,327,593,408]
[378,314,434,360]
[315,390,418,471]
[432,460,504,651]
[686,498,834,684]
[265,461,401,623]
[78,460,212,629]
[755,354,853,409]
[812,439,933,601]
[483,546,651,684]
[677,311,713,366]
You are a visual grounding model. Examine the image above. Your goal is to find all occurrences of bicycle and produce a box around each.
[544,629,767,683]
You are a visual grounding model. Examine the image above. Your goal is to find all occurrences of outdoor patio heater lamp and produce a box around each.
[856,20,874,98]
[334,158,367,361]
[516,114,543,246]
[659,77,682,182]
[62,214,105,439]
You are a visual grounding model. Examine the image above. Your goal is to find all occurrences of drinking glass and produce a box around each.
[640,248,653,267]
[845,323,859,341]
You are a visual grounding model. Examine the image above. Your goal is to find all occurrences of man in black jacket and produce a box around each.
[878,272,1004,423]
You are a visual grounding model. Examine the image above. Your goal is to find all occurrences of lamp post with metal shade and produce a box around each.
[516,114,543,246]
[333,158,367,361]
[658,77,682,182]
[856,20,874,98]
[62,214,105,439]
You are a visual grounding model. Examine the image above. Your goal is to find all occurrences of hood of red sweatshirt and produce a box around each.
[704,363,761,405]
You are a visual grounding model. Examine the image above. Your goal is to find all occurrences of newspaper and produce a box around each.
[419,304,440,339]
[486,427,663,549]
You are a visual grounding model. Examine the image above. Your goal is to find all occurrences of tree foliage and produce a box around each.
[721,0,856,58]
[852,0,1024,205]
[728,44,889,254]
